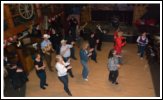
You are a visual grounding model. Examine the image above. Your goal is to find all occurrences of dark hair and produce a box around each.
[35,53,40,58]
[108,49,114,59]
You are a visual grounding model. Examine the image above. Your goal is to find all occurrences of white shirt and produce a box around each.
[60,44,73,58]
[55,62,70,77]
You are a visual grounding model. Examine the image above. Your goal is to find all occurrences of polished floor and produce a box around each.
[26,42,155,97]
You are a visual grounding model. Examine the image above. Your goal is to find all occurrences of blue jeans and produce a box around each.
[140,46,146,57]
[137,44,140,53]
[63,57,70,62]
[58,75,71,94]
[81,60,89,79]
[37,71,46,88]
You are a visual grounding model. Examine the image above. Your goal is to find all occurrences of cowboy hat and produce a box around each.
[43,34,50,38]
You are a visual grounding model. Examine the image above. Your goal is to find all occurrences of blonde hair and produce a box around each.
[81,41,89,50]
[56,55,63,62]
[118,31,123,37]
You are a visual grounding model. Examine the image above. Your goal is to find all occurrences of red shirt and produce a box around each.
[114,36,126,54]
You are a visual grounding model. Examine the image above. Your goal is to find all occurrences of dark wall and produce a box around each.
[91,10,133,25]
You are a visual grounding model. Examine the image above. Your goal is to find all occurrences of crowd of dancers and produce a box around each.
[4,14,149,96]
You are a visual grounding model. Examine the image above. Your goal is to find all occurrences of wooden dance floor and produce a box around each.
[25,42,155,97]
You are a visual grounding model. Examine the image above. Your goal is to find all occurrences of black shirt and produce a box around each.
[34,59,44,73]
[89,37,96,48]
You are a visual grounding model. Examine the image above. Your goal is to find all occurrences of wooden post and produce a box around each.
[4,4,14,28]
[35,4,41,18]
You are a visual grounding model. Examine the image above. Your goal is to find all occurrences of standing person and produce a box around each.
[60,39,74,78]
[108,49,120,85]
[41,34,54,71]
[88,32,98,63]
[136,32,148,59]
[114,31,126,64]
[80,42,93,81]
[55,55,72,96]
[113,27,120,46]
[66,35,77,60]
[96,24,105,51]
[68,17,78,41]
[34,53,48,90]
[49,28,61,54]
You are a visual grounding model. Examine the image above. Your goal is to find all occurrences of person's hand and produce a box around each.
[67,58,71,63]
[117,64,121,69]
[89,48,94,52]
[71,41,75,45]
[67,66,72,70]
[42,65,46,69]
[88,52,92,57]
[96,40,99,43]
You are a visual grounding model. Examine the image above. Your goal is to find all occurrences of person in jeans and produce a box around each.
[55,55,72,96]
[41,34,54,71]
[137,32,148,59]
[34,53,48,90]
[79,42,93,81]
[60,39,74,78]
[108,49,120,85]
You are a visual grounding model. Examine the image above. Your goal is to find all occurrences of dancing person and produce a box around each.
[80,42,93,81]
[108,49,120,85]
[96,24,105,51]
[60,39,74,78]
[136,32,148,59]
[88,32,98,63]
[41,34,54,71]
[34,53,48,90]
[55,55,72,96]
[114,31,126,64]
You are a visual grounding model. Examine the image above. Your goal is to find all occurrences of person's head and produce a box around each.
[61,39,67,46]
[36,24,40,30]
[90,33,95,38]
[118,31,123,37]
[108,49,116,59]
[35,53,41,59]
[81,41,89,50]
[56,55,63,63]
[142,32,147,37]
[43,34,50,40]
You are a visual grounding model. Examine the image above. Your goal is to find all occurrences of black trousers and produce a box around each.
[97,41,102,51]
[70,47,76,59]
[109,70,119,83]
[63,57,74,78]
[91,50,97,62]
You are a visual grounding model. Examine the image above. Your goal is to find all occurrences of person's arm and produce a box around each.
[136,36,140,43]
[60,47,68,56]
[35,65,44,70]
[115,57,120,68]
[146,38,149,44]
[42,62,46,69]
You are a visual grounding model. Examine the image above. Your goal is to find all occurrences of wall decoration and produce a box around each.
[18,4,34,19]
